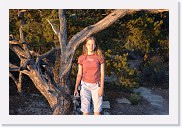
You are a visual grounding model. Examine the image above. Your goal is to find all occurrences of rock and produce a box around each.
[133,87,164,108]
[30,93,39,97]
[103,111,110,115]
[134,87,151,95]
[17,108,23,114]
[102,101,110,109]
[116,98,131,104]
[76,108,81,113]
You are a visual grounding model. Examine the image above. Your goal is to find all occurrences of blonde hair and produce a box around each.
[82,36,104,59]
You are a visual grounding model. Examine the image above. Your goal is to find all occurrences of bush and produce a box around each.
[105,52,138,89]
[139,55,168,87]
[129,93,141,105]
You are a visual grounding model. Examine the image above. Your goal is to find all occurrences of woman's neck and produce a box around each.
[87,51,95,55]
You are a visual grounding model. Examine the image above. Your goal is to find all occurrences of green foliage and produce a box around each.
[129,93,141,105]
[105,51,138,88]
[9,9,60,54]
[124,12,169,55]
[101,11,169,89]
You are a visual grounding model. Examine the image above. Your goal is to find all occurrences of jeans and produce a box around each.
[80,81,103,113]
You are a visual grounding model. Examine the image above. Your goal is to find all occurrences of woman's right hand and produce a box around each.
[74,89,78,96]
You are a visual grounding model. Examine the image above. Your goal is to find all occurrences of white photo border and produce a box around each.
[0,0,179,125]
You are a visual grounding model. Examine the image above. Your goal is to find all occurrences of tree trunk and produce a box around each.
[28,69,73,114]
[60,73,71,95]
[53,50,61,84]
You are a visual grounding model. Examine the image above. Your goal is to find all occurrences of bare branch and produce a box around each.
[47,19,60,36]
[9,72,18,85]
[17,72,23,93]
[9,63,19,68]
[22,42,31,59]
[18,10,28,13]
[18,10,26,43]
[9,68,20,72]
[58,9,67,65]
[21,70,30,76]
[147,9,169,13]
[59,9,67,45]
[9,63,20,71]
[19,59,31,71]
[60,51,74,79]
[9,40,20,45]
[43,66,59,89]
[9,41,31,60]
[9,44,28,59]
[30,50,40,57]
[36,48,60,64]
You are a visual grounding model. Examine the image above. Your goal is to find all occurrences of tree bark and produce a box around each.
[28,68,73,114]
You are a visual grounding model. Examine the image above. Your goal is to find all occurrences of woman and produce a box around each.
[74,36,105,115]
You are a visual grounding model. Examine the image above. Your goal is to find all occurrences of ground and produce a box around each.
[105,86,169,115]
[9,81,169,115]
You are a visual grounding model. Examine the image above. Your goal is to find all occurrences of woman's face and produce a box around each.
[86,39,96,53]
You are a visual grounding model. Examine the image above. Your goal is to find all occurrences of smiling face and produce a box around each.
[85,39,96,53]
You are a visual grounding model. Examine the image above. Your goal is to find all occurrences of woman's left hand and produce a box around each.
[98,88,104,97]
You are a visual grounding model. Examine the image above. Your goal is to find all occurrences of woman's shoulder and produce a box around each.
[94,54,104,59]
[95,54,105,63]
[78,54,86,60]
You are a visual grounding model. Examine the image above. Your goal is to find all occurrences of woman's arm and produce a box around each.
[74,64,83,96]
[98,63,105,96]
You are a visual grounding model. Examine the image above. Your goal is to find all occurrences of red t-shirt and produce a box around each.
[78,54,105,83]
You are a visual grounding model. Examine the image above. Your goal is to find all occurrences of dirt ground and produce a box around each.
[9,81,169,115]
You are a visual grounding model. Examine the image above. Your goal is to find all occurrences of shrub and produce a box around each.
[139,55,168,87]
[129,93,141,105]
[105,52,138,89]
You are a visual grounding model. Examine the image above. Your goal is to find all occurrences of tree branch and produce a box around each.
[18,9,26,43]
[22,42,31,59]
[47,19,60,36]
[19,59,31,71]
[147,9,169,13]
[18,10,28,14]
[59,51,74,80]
[58,9,67,67]
[9,72,18,85]
[9,40,20,45]
[21,70,30,76]
[9,42,27,59]
[59,9,67,45]
[9,63,20,71]
[36,48,60,64]
[30,50,40,57]
[10,43,39,59]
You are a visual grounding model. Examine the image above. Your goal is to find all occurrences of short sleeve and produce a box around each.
[78,55,84,65]
[99,57,105,64]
